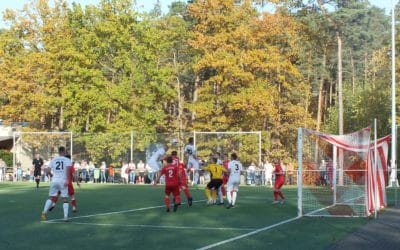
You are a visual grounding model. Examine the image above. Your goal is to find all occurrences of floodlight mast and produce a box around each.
[391,0,398,187]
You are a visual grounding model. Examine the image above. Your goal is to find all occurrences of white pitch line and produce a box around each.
[44,199,207,222]
[45,221,257,231]
[196,216,301,250]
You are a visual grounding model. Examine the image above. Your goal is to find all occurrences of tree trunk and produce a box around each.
[350,49,355,95]
[173,52,184,159]
[317,47,326,132]
[59,106,64,130]
[192,75,199,123]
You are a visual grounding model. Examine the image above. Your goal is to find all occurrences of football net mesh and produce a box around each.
[14,132,72,168]
[194,131,262,184]
[298,128,371,217]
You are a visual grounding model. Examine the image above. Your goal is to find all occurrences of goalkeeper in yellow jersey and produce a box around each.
[203,157,228,205]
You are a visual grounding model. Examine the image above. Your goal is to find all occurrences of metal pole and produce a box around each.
[374,119,378,219]
[13,132,16,182]
[297,128,303,217]
[391,0,398,187]
[333,145,337,205]
[258,131,262,166]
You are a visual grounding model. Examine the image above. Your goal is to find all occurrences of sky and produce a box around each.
[0,0,394,28]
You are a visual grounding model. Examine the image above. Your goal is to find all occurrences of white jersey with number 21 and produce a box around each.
[50,156,71,182]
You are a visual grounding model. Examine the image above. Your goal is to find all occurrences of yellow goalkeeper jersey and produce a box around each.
[204,163,227,180]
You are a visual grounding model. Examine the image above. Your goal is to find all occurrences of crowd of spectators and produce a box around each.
[1,156,297,187]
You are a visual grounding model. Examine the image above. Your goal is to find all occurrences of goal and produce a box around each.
[193,131,262,167]
[297,127,388,217]
[13,131,73,170]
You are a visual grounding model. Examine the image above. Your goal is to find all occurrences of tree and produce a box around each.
[188,0,313,158]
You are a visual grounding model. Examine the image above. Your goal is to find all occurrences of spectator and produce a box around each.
[25,168,31,181]
[88,161,95,183]
[100,161,106,183]
[146,163,155,184]
[128,160,136,184]
[121,162,128,184]
[93,166,100,183]
[81,160,88,183]
[16,162,23,181]
[137,160,145,184]
[247,163,256,185]
[108,165,115,183]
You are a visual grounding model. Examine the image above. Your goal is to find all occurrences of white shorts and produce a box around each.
[227,179,240,192]
[49,181,68,198]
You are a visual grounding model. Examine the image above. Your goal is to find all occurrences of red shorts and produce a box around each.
[222,175,228,185]
[165,185,180,197]
[274,177,284,189]
[179,178,188,188]
[68,183,75,196]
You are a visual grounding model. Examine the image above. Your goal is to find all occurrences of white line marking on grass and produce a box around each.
[196,216,301,250]
[45,221,257,231]
[44,199,207,222]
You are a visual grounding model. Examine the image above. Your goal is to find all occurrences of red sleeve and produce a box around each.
[160,167,166,176]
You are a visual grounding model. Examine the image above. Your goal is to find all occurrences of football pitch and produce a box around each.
[0,183,368,249]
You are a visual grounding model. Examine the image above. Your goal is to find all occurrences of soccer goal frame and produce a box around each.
[193,131,262,165]
[12,131,73,169]
[297,123,387,218]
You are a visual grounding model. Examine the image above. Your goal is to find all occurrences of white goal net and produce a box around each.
[297,128,370,217]
[13,131,73,169]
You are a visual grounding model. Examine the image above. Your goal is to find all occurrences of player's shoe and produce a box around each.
[217,201,224,206]
[166,208,170,212]
[280,199,285,205]
[72,206,77,213]
[48,205,55,212]
[173,203,180,212]
[272,200,280,204]
[188,197,193,207]
[63,217,69,222]
[226,203,233,209]
[41,212,46,221]
[206,200,213,206]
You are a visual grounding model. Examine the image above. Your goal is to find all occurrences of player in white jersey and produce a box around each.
[226,153,243,209]
[184,137,199,186]
[147,144,168,183]
[41,146,72,222]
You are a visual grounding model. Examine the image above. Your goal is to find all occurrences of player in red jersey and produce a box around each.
[220,154,229,198]
[49,156,80,212]
[171,151,193,206]
[272,158,285,204]
[154,156,181,212]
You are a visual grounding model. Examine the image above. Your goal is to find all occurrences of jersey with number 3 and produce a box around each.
[50,156,71,182]
[160,163,179,187]
[228,160,242,182]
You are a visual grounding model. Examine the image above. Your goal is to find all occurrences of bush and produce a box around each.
[0,150,12,167]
